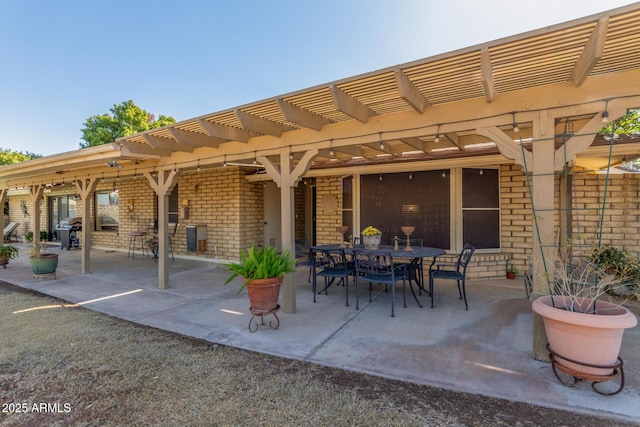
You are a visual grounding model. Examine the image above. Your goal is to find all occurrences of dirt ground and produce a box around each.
[0,282,636,426]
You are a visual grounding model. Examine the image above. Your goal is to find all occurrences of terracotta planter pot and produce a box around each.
[246,277,283,313]
[532,295,637,376]
[506,271,515,279]
[29,253,59,276]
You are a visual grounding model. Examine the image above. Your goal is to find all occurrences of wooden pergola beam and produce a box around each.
[571,16,609,87]
[329,84,374,123]
[277,98,332,130]
[168,127,225,149]
[198,118,253,143]
[235,109,290,137]
[481,47,495,102]
[394,68,430,113]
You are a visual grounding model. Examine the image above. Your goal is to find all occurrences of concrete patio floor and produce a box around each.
[1,244,638,424]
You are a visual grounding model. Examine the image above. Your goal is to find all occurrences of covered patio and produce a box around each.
[2,4,640,317]
[1,244,638,423]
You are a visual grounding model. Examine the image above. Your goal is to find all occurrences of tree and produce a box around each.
[0,148,42,166]
[600,109,640,135]
[79,100,176,148]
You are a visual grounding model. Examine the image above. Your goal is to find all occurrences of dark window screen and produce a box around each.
[463,211,500,249]
[360,171,450,249]
[462,168,500,249]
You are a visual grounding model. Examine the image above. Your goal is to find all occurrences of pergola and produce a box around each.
[2,3,640,316]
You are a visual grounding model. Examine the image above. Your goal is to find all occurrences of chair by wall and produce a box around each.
[429,244,476,310]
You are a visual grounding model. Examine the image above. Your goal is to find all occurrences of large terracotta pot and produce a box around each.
[246,277,282,313]
[29,253,59,276]
[532,295,637,376]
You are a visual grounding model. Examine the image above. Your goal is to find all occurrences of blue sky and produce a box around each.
[0,0,635,156]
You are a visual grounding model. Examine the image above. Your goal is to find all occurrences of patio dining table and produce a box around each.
[311,244,446,307]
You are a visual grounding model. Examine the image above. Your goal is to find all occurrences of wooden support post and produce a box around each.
[29,185,45,246]
[260,149,317,313]
[75,179,99,274]
[145,169,179,290]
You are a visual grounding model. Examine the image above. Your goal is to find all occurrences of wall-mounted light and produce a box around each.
[434,124,440,143]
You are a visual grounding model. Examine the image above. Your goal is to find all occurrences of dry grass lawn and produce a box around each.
[0,282,634,426]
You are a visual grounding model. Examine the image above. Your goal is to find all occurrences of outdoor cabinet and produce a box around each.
[186,224,207,252]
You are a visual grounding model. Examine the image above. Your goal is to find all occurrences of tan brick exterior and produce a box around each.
[6,166,639,273]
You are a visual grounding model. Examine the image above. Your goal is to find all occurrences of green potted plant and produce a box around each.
[224,244,296,312]
[506,265,519,280]
[28,236,58,278]
[589,244,640,298]
[531,246,637,388]
[0,244,20,268]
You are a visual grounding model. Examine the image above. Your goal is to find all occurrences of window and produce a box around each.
[462,168,500,249]
[95,190,119,232]
[360,171,450,250]
[341,176,354,240]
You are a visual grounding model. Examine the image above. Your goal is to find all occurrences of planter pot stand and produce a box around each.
[533,295,637,395]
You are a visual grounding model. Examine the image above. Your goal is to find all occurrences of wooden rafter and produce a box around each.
[571,16,609,87]
[329,84,374,123]
[277,98,332,130]
[394,68,430,113]
[168,128,225,148]
[143,134,197,153]
[198,118,253,143]
[235,109,290,137]
[481,47,495,102]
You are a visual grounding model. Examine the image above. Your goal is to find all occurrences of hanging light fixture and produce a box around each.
[196,160,201,171]
[512,112,519,133]
[379,132,384,150]
[329,139,334,157]
[442,170,446,178]
[289,146,293,160]
[479,168,484,176]
[409,172,413,180]
[602,99,610,123]
[434,124,440,143]
[223,155,228,167]
[379,174,383,181]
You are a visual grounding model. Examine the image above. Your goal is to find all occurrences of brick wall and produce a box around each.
[6,166,639,272]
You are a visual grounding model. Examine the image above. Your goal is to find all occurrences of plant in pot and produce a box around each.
[0,244,20,268]
[28,237,58,277]
[531,246,637,394]
[224,244,296,313]
[506,265,519,280]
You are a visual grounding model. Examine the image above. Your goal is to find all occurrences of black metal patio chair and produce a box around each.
[353,249,405,317]
[311,247,354,307]
[429,243,475,310]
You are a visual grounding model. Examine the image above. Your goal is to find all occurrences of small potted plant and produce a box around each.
[506,265,518,279]
[361,226,382,250]
[0,244,20,268]
[224,244,296,312]
[28,234,58,277]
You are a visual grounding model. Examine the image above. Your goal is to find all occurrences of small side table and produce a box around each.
[248,304,280,332]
